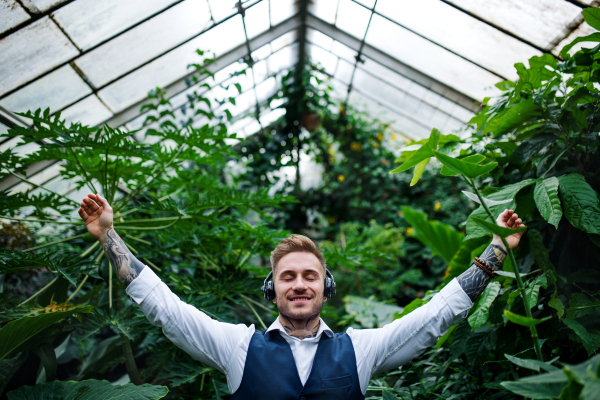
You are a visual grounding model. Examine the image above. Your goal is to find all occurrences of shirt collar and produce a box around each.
[266,316,333,339]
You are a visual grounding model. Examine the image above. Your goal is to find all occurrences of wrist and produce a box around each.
[491,236,507,252]
[98,226,114,243]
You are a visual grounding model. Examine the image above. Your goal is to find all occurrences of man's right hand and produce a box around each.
[78,193,113,241]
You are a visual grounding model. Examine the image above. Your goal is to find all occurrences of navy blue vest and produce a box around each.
[232,330,364,400]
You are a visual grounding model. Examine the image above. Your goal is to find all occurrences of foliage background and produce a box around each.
[1,8,600,400]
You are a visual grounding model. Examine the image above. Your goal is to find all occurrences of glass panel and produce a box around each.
[256,77,278,103]
[335,58,354,85]
[308,0,340,25]
[270,30,297,53]
[375,0,541,81]
[0,17,79,96]
[74,0,212,88]
[98,15,245,112]
[0,65,91,114]
[260,107,285,126]
[366,14,500,101]
[245,1,270,39]
[268,43,298,74]
[355,0,375,8]
[252,44,272,61]
[253,60,269,84]
[270,0,296,26]
[307,28,333,51]
[308,44,337,75]
[331,41,356,64]
[54,0,181,51]
[452,104,475,123]
[553,22,595,57]
[353,69,420,116]
[21,0,69,13]
[207,0,237,22]
[213,61,251,87]
[446,0,582,49]
[349,91,430,139]
[60,95,114,127]
[335,0,371,39]
[228,90,256,118]
[0,1,30,35]
[0,122,8,136]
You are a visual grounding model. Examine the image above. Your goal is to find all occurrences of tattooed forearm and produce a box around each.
[280,315,320,340]
[101,228,145,287]
[457,243,507,301]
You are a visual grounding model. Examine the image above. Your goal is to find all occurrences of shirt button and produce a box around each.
[300,397,306,400]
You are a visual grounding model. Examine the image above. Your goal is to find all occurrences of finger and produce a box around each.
[83,197,100,212]
[95,193,112,211]
[78,207,89,222]
[81,200,98,215]
[497,209,509,223]
[515,218,522,226]
[87,193,102,208]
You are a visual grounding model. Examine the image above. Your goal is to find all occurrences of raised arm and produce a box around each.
[78,193,145,287]
[457,209,524,301]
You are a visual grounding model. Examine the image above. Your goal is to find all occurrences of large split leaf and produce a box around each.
[558,173,600,234]
[7,379,168,400]
[468,282,501,330]
[533,177,562,228]
[401,206,463,263]
[0,305,92,361]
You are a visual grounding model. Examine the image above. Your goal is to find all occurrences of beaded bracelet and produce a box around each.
[474,257,497,278]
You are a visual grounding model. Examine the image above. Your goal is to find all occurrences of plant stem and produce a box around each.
[4,169,79,206]
[244,299,267,330]
[108,258,113,309]
[18,276,59,306]
[66,275,89,304]
[80,241,100,259]
[115,217,181,230]
[24,233,87,252]
[468,177,544,362]
[120,332,144,385]
[0,216,85,225]
[239,293,276,314]
[69,148,98,194]
[113,216,191,224]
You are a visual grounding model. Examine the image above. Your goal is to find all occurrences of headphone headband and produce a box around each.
[261,268,336,301]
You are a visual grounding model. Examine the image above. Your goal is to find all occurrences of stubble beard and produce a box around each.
[276,296,324,322]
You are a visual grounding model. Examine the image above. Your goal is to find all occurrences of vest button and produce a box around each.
[300,398,306,400]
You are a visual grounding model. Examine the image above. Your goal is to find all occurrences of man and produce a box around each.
[78,193,524,399]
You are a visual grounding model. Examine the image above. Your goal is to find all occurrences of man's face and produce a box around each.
[273,252,327,320]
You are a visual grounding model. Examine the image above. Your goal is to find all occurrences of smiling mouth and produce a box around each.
[290,297,311,302]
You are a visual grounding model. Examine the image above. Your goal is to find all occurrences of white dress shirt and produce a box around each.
[126,267,472,395]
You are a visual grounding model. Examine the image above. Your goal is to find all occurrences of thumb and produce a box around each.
[96,193,112,211]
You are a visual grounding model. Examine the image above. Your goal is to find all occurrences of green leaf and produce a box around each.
[6,379,168,400]
[504,310,551,327]
[525,274,548,310]
[560,366,585,400]
[0,305,92,361]
[449,320,471,360]
[504,354,560,372]
[32,344,56,382]
[528,230,557,281]
[563,318,597,356]
[549,292,565,319]
[390,128,439,174]
[502,369,568,399]
[343,295,402,328]
[534,177,562,228]
[0,353,26,396]
[583,8,600,32]
[468,282,501,330]
[382,391,399,400]
[433,150,498,179]
[401,206,464,263]
[560,32,600,58]
[572,107,589,129]
[483,99,541,136]
[234,82,242,94]
[469,215,527,238]
[410,157,429,186]
[465,179,536,240]
[465,329,496,365]
[558,174,600,234]
[440,154,486,176]
[461,190,512,207]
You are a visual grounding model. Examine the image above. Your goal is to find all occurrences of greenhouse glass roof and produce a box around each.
[0,0,597,193]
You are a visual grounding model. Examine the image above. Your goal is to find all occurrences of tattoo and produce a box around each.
[457,244,507,301]
[280,315,320,340]
[102,229,145,287]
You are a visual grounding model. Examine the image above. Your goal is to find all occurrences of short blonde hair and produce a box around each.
[270,235,326,276]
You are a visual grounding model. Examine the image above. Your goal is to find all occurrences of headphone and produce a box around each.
[261,268,337,301]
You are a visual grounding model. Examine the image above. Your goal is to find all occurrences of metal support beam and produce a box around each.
[305,14,480,113]
[105,14,302,128]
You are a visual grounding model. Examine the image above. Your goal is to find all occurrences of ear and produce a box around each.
[323,297,327,302]
[272,299,277,304]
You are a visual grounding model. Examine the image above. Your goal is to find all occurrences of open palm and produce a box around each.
[495,209,525,250]
[78,194,113,240]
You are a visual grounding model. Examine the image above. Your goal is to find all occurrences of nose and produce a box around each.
[291,276,308,292]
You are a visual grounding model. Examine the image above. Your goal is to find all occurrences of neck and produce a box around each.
[278,314,320,340]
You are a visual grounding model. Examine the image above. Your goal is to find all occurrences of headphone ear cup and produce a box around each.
[324,277,331,298]
[266,281,275,301]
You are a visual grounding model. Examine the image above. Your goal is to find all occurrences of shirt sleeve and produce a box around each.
[348,278,472,393]
[125,267,254,375]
